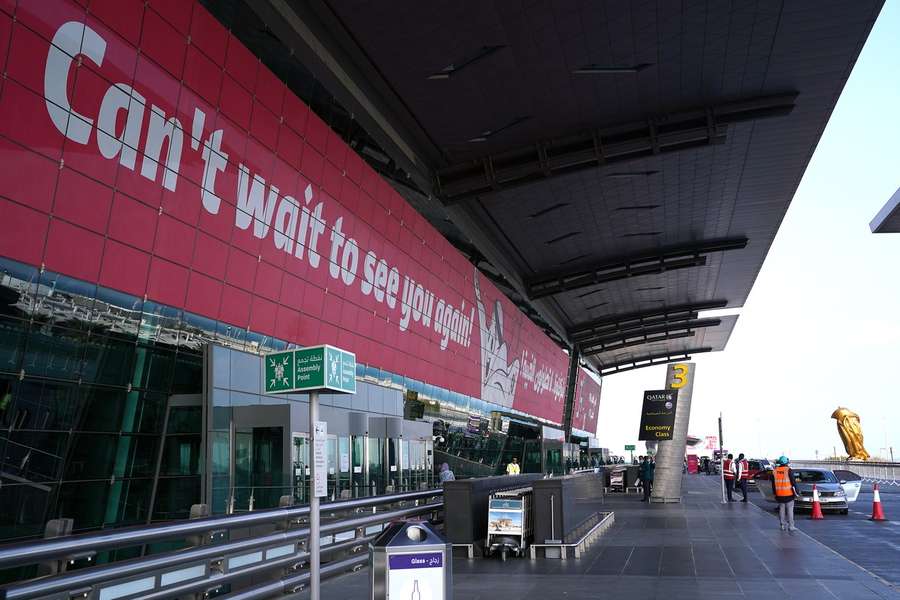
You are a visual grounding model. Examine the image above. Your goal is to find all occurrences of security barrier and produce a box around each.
[0,489,443,600]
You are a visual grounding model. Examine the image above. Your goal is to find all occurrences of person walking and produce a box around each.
[506,457,520,475]
[735,453,750,502]
[723,453,736,501]
[639,455,655,502]
[772,456,798,532]
[438,462,455,483]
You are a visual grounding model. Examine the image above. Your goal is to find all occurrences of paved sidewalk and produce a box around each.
[300,474,900,599]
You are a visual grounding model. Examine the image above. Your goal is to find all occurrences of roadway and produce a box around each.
[748,481,900,587]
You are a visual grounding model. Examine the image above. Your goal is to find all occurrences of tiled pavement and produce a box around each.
[300,475,900,599]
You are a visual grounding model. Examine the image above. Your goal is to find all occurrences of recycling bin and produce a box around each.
[370,519,451,600]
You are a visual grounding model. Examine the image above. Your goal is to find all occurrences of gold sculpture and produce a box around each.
[831,407,870,460]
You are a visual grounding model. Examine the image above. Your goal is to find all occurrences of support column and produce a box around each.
[650,362,695,503]
[562,348,580,440]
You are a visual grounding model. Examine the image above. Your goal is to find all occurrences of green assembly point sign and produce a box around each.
[624,444,636,451]
[264,345,356,394]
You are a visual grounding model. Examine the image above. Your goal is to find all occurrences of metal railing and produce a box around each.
[0,489,443,600]
[791,459,899,485]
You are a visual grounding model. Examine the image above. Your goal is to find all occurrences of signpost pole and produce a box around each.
[718,413,726,504]
[310,390,320,600]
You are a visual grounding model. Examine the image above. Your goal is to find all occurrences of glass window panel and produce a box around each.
[171,351,202,395]
[2,430,68,482]
[21,323,87,381]
[80,334,136,387]
[0,259,41,321]
[35,271,97,331]
[152,476,201,522]
[0,315,27,371]
[0,481,57,541]
[58,480,110,530]
[133,345,176,392]
[13,379,80,431]
[159,434,202,476]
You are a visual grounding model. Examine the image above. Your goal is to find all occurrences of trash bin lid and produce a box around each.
[371,519,447,549]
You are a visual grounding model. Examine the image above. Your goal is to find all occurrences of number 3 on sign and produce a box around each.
[671,364,689,389]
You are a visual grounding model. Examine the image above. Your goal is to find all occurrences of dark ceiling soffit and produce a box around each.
[568,299,727,338]
[583,329,697,356]
[870,186,900,233]
[435,93,798,204]
[598,347,714,376]
[579,317,722,354]
[249,0,441,193]
[526,238,748,300]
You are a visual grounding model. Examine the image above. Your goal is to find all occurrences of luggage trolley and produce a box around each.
[485,486,533,561]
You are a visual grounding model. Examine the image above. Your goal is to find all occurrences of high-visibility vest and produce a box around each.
[507,463,520,475]
[723,458,734,480]
[739,459,750,479]
[773,466,794,497]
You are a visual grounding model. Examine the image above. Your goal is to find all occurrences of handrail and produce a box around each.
[0,488,442,569]
[1,502,443,600]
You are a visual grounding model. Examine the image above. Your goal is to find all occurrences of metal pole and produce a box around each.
[718,413,726,504]
[309,390,320,600]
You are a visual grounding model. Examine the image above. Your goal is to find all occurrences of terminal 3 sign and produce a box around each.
[0,1,570,424]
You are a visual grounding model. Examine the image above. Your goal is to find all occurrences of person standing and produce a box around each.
[723,453,736,501]
[439,463,455,483]
[506,457,520,475]
[772,456,798,532]
[735,453,750,502]
[639,455,655,502]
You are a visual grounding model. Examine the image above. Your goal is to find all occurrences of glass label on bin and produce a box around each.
[388,552,444,600]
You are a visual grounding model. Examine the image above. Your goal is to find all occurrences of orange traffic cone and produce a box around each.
[870,483,887,521]
[810,484,824,520]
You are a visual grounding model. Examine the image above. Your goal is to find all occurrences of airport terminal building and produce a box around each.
[0,0,602,541]
[0,0,877,547]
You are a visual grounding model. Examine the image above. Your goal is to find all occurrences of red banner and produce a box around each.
[0,0,569,423]
[571,367,601,433]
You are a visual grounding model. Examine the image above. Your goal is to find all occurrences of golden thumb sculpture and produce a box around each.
[831,407,870,460]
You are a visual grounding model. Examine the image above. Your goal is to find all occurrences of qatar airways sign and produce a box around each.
[0,2,568,423]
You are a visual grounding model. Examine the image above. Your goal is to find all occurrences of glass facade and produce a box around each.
[0,258,205,541]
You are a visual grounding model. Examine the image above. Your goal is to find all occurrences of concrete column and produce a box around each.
[650,362,695,503]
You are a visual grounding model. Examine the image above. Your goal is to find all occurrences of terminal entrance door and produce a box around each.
[233,426,284,511]
[293,432,343,502]
[350,435,368,497]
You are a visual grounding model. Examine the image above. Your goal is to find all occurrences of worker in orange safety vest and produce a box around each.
[771,456,798,532]
[723,453,736,501]
[734,453,750,502]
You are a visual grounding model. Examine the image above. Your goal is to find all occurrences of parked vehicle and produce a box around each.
[746,458,773,484]
[757,467,852,514]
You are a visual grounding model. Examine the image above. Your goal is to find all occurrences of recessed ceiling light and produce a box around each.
[573,63,652,75]
[467,115,531,143]
[577,288,605,298]
[585,302,609,310]
[427,45,506,80]
[623,231,662,238]
[605,171,660,179]
[615,204,661,211]
[529,202,570,218]
[545,231,581,245]
[558,253,588,265]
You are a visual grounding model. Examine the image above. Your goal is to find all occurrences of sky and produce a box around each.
[596,0,900,462]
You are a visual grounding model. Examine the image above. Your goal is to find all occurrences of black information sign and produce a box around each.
[638,389,678,441]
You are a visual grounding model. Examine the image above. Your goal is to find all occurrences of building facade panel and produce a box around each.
[0,0,571,424]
